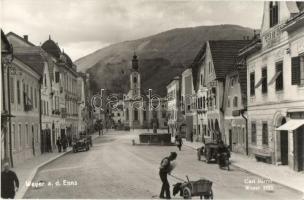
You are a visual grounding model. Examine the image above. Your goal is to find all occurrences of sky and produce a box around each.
[1,0,264,61]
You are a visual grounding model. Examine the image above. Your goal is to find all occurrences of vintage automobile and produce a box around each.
[79,132,93,147]
[197,142,230,166]
[72,138,90,153]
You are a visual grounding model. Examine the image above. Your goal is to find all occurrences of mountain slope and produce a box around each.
[75,24,255,96]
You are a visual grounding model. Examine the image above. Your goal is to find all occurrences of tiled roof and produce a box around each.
[6,31,35,47]
[14,52,45,76]
[1,29,13,53]
[209,40,251,80]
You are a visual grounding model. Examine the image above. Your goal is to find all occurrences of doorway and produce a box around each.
[295,125,304,171]
[280,118,288,165]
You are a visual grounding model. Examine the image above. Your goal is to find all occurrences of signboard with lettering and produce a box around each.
[262,24,284,49]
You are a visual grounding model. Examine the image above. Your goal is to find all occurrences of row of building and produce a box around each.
[1,30,93,167]
[166,2,304,172]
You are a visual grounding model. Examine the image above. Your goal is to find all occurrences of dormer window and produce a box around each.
[269,1,278,27]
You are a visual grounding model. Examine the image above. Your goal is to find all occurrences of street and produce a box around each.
[24,130,302,199]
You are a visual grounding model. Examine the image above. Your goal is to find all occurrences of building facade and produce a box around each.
[242,2,304,171]
[166,76,181,136]
[181,68,195,141]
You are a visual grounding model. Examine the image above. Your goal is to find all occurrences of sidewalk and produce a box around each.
[14,133,100,199]
[178,138,304,193]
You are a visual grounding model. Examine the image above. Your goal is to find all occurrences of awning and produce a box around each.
[276,119,304,131]
[268,71,282,85]
[255,77,264,88]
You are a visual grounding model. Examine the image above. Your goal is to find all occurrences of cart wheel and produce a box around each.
[183,187,191,199]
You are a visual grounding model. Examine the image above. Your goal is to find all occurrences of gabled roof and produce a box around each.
[1,29,13,54]
[14,52,46,76]
[191,43,206,92]
[6,31,35,47]
[208,40,251,80]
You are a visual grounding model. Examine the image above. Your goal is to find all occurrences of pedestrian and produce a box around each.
[1,162,19,199]
[177,136,183,151]
[56,137,62,153]
[159,152,177,199]
[62,137,67,152]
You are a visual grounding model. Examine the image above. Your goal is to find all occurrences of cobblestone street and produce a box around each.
[24,130,302,199]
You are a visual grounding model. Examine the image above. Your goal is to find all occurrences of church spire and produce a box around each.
[132,51,139,71]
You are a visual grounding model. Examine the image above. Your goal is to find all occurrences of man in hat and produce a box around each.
[159,152,177,199]
[1,162,19,199]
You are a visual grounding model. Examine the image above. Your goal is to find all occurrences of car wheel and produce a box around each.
[183,187,191,199]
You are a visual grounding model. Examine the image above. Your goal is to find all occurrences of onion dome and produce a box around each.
[41,35,61,59]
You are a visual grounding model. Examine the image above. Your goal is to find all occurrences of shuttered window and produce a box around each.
[291,56,302,85]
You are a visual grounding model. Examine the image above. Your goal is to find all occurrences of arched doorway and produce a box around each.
[280,117,288,165]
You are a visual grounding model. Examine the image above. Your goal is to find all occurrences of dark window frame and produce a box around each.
[250,72,255,96]
[262,122,269,146]
[251,122,257,144]
[275,61,283,91]
[261,67,268,94]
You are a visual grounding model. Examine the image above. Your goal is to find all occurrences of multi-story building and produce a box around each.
[7,32,54,154]
[1,30,14,164]
[166,76,181,136]
[41,37,80,142]
[2,31,42,166]
[180,68,195,141]
[191,48,208,143]
[192,40,250,144]
[240,2,304,171]
[223,60,248,155]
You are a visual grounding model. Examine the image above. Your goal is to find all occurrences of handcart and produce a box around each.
[171,174,213,199]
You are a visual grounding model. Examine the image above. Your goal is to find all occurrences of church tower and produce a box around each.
[130,52,141,97]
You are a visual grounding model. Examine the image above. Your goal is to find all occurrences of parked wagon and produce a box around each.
[173,175,213,199]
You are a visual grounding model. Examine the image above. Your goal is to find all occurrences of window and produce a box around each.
[133,77,137,83]
[17,80,21,104]
[250,72,255,96]
[34,88,37,108]
[47,101,49,115]
[275,61,283,91]
[262,67,268,94]
[143,110,147,121]
[291,56,304,85]
[30,86,33,103]
[26,124,29,145]
[12,124,15,149]
[251,122,256,144]
[44,74,47,87]
[10,77,14,103]
[200,74,203,85]
[117,113,120,117]
[262,122,268,146]
[162,111,166,118]
[55,72,60,83]
[134,109,138,121]
[227,97,231,108]
[269,1,279,27]
[233,96,238,107]
[18,124,22,149]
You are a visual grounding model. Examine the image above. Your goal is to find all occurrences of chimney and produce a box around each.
[23,35,28,41]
